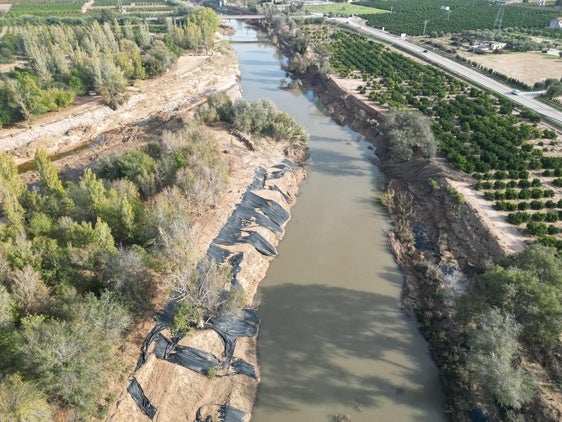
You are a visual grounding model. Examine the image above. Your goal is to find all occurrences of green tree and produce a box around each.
[104,247,153,309]
[9,265,49,314]
[35,149,64,198]
[169,258,243,329]
[468,244,562,353]
[35,149,73,217]
[0,374,52,422]
[0,285,14,330]
[382,110,437,160]
[467,308,536,409]
[15,293,129,416]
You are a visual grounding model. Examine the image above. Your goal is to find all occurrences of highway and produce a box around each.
[330,17,562,127]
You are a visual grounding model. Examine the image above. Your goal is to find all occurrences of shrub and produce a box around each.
[0,374,52,422]
[467,308,536,409]
[382,110,437,160]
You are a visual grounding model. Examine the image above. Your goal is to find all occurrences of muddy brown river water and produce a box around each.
[230,21,445,422]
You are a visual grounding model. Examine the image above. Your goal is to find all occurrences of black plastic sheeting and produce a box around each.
[245,231,277,256]
[412,225,434,251]
[231,358,257,379]
[219,405,246,422]
[135,323,166,371]
[127,378,157,419]
[211,167,293,257]
[208,310,260,361]
[206,243,232,265]
[228,252,244,278]
[269,184,292,203]
[155,334,221,374]
[248,166,267,191]
[195,405,246,422]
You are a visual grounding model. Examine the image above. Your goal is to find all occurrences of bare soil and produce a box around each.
[0,45,237,173]
[456,50,562,86]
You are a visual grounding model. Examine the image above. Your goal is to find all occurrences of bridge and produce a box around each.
[218,14,265,20]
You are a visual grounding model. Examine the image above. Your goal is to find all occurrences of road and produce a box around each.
[330,17,562,127]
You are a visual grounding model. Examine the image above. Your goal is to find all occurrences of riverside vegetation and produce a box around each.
[259,10,562,420]
[0,13,308,416]
[0,6,221,125]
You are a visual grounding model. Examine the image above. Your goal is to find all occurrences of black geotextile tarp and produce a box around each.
[211,166,294,257]
[269,184,292,203]
[196,405,246,422]
[208,310,260,366]
[206,243,232,264]
[248,166,267,191]
[135,323,166,371]
[155,334,221,374]
[231,358,257,379]
[219,405,246,422]
[209,310,260,348]
[127,378,157,419]
[228,252,244,278]
[154,331,258,379]
[244,191,290,229]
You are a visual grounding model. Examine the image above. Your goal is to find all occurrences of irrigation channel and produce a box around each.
[229,21,445,421]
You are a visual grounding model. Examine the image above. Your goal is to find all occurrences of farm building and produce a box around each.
[470,41,507,52]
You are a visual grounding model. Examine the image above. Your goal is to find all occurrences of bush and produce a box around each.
[507,212,530,225]
[96,151,156,185]
[15,292,130,416]
[467,308,536,410]
[0,374,52,421]
[382,109,437,160]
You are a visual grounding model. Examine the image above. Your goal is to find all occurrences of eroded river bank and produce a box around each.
[229,21,445,421]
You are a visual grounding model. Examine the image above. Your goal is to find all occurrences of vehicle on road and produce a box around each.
[511,89,521,95]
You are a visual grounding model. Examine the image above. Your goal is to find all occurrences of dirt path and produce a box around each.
[82,0,94,14]
[0,48,238,171]
[448,178,527,255]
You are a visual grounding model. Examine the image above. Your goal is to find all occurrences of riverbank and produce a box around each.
[290,55,562,420]
[107,156,306,421]
[0,34,309,420]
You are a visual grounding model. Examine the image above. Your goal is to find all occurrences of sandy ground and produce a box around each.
[0,46,236,166]
[456,50,562,86]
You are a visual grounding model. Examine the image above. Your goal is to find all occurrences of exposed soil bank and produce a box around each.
[298,68,561,420]
[108,157,306,421]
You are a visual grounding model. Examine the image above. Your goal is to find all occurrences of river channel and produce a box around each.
[229,21,445,421]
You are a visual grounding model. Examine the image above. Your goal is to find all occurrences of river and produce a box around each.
[229,21,445,422]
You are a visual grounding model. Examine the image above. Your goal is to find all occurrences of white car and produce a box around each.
[511,89,520,95]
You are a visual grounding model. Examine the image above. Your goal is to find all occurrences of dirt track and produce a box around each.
[0,45,238,174]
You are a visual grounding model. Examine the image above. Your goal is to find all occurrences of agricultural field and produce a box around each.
[304,3,387,16]
[0,0,178,18]
[360,0,561,36]
[93,0,171,5]
[305,25,562,244]
[6,0,85,17]
[455,50,562,87]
